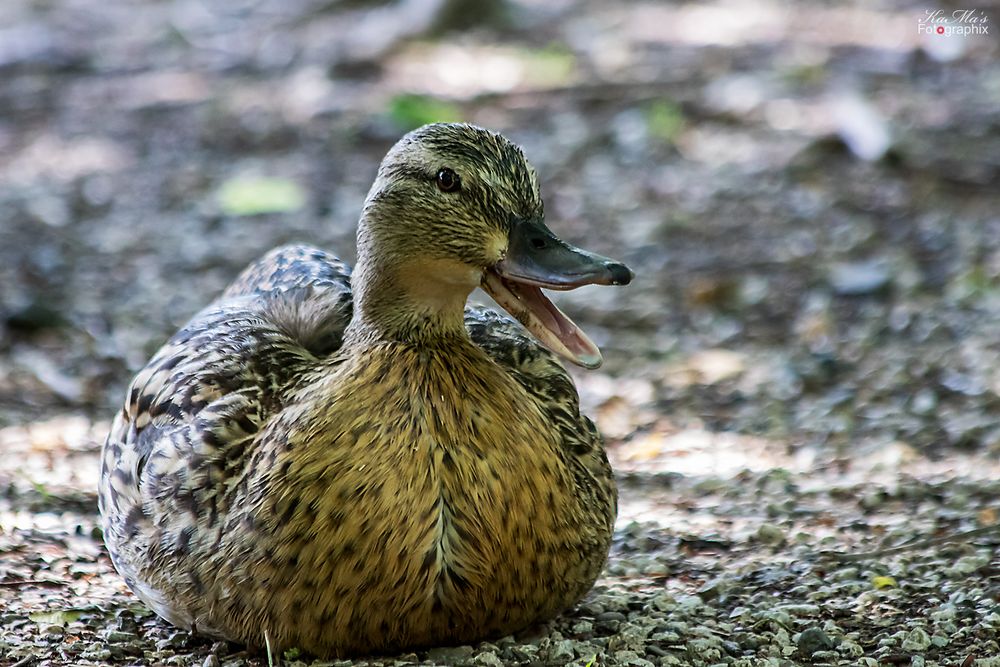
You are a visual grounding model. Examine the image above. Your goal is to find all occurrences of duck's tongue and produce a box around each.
[481,218,633,369]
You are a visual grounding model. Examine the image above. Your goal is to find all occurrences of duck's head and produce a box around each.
[355,122,633,369]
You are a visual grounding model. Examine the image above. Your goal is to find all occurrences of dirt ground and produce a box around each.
[1,0,999,665]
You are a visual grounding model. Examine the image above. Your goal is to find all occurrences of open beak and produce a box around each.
[481,218,633,369]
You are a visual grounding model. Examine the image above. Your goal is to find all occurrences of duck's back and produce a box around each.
[99,245,615,656]
[99,246,352,625]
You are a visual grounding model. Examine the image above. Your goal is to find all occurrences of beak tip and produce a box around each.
[607,262,634,286]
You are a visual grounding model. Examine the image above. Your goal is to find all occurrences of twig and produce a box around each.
[817,523,1000,562]
[0,579,70,588]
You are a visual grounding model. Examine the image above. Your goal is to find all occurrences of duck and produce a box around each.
[98,122,634,658]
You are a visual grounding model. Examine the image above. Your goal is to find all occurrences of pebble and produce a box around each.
[797,626,835,655]
[597,611,627,622]
[105,630,137,643]
[425,645,475,663]
[614,650,654,667]
[901,627,932,651]
[548,639,576,663]
[948,555,988,576]
[472,650,503,666]
[829,261,891,296]
[772,603,820,616]
[756,523,786,545]
[81,647,113,661]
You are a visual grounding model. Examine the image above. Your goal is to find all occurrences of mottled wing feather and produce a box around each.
[222,245,354,356]
[464,305,581,418]
[464,305,616,522]
[100,245,353,591]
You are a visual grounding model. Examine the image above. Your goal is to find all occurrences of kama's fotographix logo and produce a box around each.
[918,9,990,36]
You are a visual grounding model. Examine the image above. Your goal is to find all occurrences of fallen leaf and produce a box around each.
[217,177,306,216]
[666,349,746,387]
[387,94,461,131]
[29,609,84,626]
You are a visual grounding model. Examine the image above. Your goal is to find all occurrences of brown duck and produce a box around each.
[98,123,633,657]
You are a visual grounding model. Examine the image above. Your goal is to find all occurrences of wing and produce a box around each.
[99,245,352,588]
[221,244,353,356]
[464,305,617,523]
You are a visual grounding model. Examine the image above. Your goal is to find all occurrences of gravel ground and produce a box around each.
[2,421,999,666]
[2,0,1000,665]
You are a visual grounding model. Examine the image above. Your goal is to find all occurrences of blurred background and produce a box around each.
[1,0,998,466]
[2,1,1000,664]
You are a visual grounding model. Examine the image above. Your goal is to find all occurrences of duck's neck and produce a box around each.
[345,249,478,350]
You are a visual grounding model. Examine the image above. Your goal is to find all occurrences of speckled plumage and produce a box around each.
[99,124,621,657]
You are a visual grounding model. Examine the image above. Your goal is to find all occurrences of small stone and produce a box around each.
[652,593,676,612]
[82,648,113,661]
[425,645,475,663]
[930,605,956,622]
[105,630,136,643]
[598,595,629,613]
[901,627,931,652]
[577,602,604,616]
[839,639,864,657]
[911,388,937,415]
[609,624,649,653]
[829,261,890,296]
[548,639,576,663]
[473,650,503,667]
[773,603,821,616]
[947,555,988,576]
[614,650,654,667]
[860,491,886,510]
[695,577,729,602]
[155,632,187,650]
[828,567,861,582]
[756,523,786,545]
[797,627,835,655]
[114,609,138,632]
[596,611,627,622]
[507,644,537,662]
[41,624,65,635]
[686,638,722,661]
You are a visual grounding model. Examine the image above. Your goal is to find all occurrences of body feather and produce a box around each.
[99,244,616,655]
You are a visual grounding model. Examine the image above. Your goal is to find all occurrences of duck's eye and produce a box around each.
[436,168,461,193]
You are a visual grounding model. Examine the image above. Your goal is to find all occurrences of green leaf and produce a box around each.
[646,100,686,143]
[217,177,306,217]
[871,575,897,589]
[387,94,461,131]
[29,609,84,625]
[522,45,576,85]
